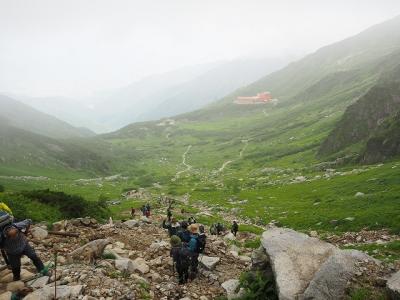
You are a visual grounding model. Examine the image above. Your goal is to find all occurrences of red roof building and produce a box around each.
[234,92,273,104]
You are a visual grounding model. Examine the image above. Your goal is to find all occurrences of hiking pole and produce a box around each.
[54,251,57,300]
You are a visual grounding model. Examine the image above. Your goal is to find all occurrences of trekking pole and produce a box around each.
[54,251,57,300]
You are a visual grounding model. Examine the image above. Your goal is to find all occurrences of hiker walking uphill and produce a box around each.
[1,219,47,281]
[177,221,191,244]
[187,224,200,279]
[167,208,172,222]
[170,235,190,285]
[145,203,151,217]
[231,220,239,237]
[162,218,181,237]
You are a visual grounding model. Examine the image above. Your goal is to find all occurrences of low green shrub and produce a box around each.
[238,271,278,300]
[1,189,110,222]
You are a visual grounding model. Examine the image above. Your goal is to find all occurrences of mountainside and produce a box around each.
[0,122,109,176]
[0,95,95,139]
[319,62,400,158]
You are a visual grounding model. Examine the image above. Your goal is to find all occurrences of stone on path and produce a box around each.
[31,227,48,240]
[24,284,84,300]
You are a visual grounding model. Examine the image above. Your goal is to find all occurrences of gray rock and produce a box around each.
[0,292,12,300]
[261,228,336,299]
[221,279,240,299]
[31,227,48,240]
[133,257,150,274]
[140,216,152,224]
[123,220,139,229]
[300,250,365,299]
[223,233,236,241]
[6,281,24,292]
[115,259,136,274]
[355,192,365,198]
[68,238,111,264]
[199,255,220,270]
[24,285,84,300]
[251,246,269,270]
[28,276,49,288]
[387,270,400,299]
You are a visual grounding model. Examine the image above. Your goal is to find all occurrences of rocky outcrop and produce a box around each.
[259,227,376,300]
[319,76,400,159]
[67,238,111,264]
[387,270,400,300]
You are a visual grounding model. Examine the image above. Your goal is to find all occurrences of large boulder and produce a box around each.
[387,270,400,299]
[261,227,336,299]
[199,255,220,270]
[260,227,374,300]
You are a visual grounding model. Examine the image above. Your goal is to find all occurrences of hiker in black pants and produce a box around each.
[1,219,46,281]
[170,235,190,284]
[231,220,239,237]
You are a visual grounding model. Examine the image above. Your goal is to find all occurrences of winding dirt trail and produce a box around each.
[174,145,192,178]
[215,140,249,174]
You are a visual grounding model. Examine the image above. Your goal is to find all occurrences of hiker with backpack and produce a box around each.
[1,218,47,281]
[162,217,181,237]
[188,216,196,225]
[198,225,206,254]
[177,221,191,244]
[141,205,146,216]
[231,220,239,237]
[216,222,224,235]
[145,203,151,217]
[170,235,190,284]
[167,208,172,222]
[187,224,202,279]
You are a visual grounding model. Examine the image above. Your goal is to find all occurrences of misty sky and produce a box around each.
[1,0,400,98]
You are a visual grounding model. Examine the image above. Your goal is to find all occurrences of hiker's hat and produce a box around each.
[189,224,199,233]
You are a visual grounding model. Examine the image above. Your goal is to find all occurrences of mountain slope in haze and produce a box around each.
[107,15,400,177]
[0,120,109,175]
[136,57,292,121]
[14,56,293,132]
[0,95,95,139]
[319,59,400,160]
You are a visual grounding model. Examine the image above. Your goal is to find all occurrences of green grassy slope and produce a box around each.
[1,16,400,237]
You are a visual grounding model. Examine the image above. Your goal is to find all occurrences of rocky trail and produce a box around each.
[0,211,251,300]
[0,205,399,300]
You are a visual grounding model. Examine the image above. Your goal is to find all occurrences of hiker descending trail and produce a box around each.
[0,207,251,299]
[174,145,193,179]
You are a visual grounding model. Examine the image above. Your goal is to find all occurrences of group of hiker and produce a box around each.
[0,202,48,282]
[0,198,240,287]
[163,217,206,284]
[163,213,239,284]
[131,203,152,218]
